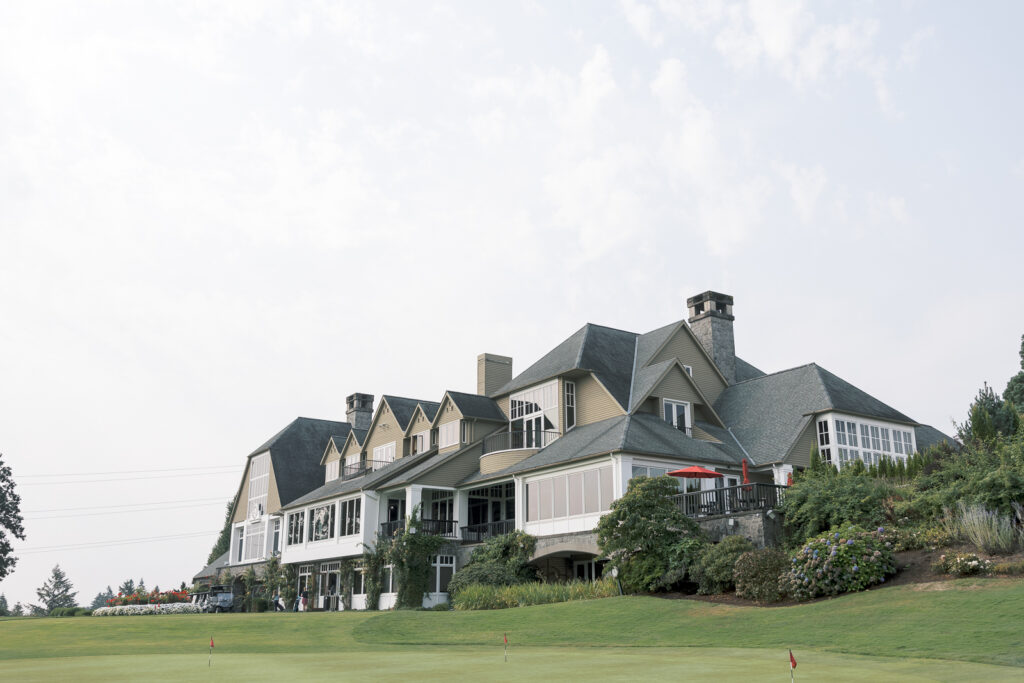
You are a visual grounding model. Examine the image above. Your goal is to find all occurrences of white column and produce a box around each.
[615,454,634,498]
[455,489,469,535]
[362,492,380,550]
[406,485,423,520]
[513,477,525,530]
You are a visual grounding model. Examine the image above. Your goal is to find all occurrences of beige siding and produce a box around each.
[323,443,341,465]
[341,435,362,460]
[496,395,510,418]
[418,444,487,487]
[231,461,251,524]
[576,373,625,426]
[785,421,816,468]
[364,404,403,460]
[471,420,504,443]
[479,448,537,475]
[651,365,703,406]
[267,461,281,514]
[436,397,463,454]
[407,411,432,436]
[651,327,727,403]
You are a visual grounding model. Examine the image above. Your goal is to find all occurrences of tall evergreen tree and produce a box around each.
[35,565,78,611]
[90,586,114,609]
[0,593,9,616]
[0,452,27,581]
[207,501,234,564]
[12,602,24,616]
[136,578,146,594]
[1005,334,1024,408]
[117,579,135,595]
[959,383,1020,441]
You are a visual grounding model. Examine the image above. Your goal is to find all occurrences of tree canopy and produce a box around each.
[35,564,78,612]
[90,586,115,610]
[207,501,234,565]
[0,452,26,581]
[1004,334,1024,408]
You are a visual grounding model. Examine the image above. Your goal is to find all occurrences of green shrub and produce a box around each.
[933,552,992,576]
[782,467,894,546]
[661,536,709,588]
[452,578,618,610]
[74,608,91,616]
[733,547,788,603]
[991,559,1024,575]
[447,531,538,597]
[780,524,896,601]
[252,598,269,613]
[876,524,953,551]
[429,602,451,611]
[691,535,754,595]
[597,476,703,592]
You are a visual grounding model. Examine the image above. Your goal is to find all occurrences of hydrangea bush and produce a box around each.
[93,602,202,616]
[780,524,896,601]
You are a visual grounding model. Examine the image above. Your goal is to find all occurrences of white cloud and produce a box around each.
[899,26,936,69]
[777,163,827,224]
[621,0,664,47]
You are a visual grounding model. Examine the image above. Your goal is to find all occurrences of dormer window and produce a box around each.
[663,399,691,436]
[411,430,429,455]
[682,365,693,377]
[564,381,576,431]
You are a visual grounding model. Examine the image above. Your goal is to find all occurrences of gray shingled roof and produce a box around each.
[459,413,743,485]
[249,417,351,507]
[493,324,637,410]
[419,401,441,422]
[382,396,423,431]
[284,447,439,508]
[446,390,507,421]
[734,356,766,382]
[193,551,229,582]
[635,321,680,367]
[915,424,956,452]
[714,363,917,465]
[349,428,368,446]
[629,359,674,411]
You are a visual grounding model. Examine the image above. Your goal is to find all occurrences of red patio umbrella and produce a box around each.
[667,465,723,478]
[741,458,750,484]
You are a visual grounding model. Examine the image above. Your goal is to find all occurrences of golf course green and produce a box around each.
[2,578,1022,681]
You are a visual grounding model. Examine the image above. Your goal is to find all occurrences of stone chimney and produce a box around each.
[345,393,374,431]
[687,291,736,385]
[477,353,513,396]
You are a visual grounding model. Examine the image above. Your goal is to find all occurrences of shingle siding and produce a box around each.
[785,421,816,469]
[651,365,704,407]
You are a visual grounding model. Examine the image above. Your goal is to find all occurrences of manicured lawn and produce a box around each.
[1,578,1022,680]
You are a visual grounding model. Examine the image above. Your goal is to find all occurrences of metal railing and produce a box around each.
[380,518,459,539]
[342,460,391,481]
[460,519,516,543]
[481,430,560,455]
[669,483,786,518]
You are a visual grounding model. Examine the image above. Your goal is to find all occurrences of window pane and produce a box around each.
[599,466,613,511]
[527,482,539,521]
[584,469,600,513]
[552,475,567,519]
[439,567,454,593]
[568,472,583,516]
[539,479,552,520]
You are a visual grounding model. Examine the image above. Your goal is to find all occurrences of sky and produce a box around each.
[1,0,1022,608]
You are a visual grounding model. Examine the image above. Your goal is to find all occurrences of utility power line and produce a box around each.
[19,470,240,486]
[19,464,238,478]
[15,530,222,555]
[25,497,230,514]
[26,501,226,521]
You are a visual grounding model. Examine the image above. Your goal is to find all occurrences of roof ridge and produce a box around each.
[575,324,591,368]
[809,363,837,408]
[582,321,640,336]
[728,362,818,385]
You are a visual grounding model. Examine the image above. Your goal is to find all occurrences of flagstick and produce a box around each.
[209,635,213,668]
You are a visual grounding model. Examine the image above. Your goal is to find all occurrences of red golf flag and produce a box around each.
[504,632,508,644]
[789,649,797,669]
[210,638,214,649]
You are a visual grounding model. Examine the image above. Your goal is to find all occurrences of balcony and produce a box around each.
[342,460,390,481]
[460,519,515,543]
[669,483,786,518]
[379,518,459,539]
[481,430,560,455]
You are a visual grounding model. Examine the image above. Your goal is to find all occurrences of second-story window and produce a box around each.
[818,419,832,463]
[287,512,305,546]
[325,460,340,482]
[439,421,459,448]
[310,503,335,542]
[663,399,690,436]
[411,430,429,455]
[374,442,396,465]
[339,498,361,536]
[565,381,576,431]
[247,453,270,520]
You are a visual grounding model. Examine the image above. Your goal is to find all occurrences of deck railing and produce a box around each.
[669,483,786,518]
[380,518,458,539]
[342,460,390,481]
[460,519,516,543]
[481,430,560,455]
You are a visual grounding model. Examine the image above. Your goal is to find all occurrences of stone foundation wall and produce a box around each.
[696,510,783,548]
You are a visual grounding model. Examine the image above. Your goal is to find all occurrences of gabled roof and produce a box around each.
[247,417,351,507]
[459,413,743,486]
[284,447,438,508]
[319,434,352,466]
[635,321,681,368]
[445,390,507,421]
[404,402,441,436]
[735,356,766,382]
[714,363,917,466]
[914,424,956,452]
[380,395,423,431]
[494,323,637,410]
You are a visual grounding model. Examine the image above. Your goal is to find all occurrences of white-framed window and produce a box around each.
[870,426,881,452]
[663,399,691,435]
[461,421,470,443]
[817,419,831,463]
[439,421,460,449]
[235,527,244,562]
[880,428,891,453]
[286,511,305,546]
[574,560,604,581]
[353,565,366,595]
[411,430,429,455]
[326,460,340,482]
[631,464,683,490]
[428,555,455,594]
[564,381,576,431]
[244,520,266,562]
[247,453,270,520]
[510,381,559,440]
[682,365,693,377]
[526,466,614,521]
[374,442,396,465]
[339,498,361,536]
[827,415,912,469]
[309,503,335,542]
[272,518,281,554]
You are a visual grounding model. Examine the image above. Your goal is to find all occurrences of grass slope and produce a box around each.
[1,579,1022,680]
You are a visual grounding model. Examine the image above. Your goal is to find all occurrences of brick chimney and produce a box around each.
[345,393,374,431]
[477,353,513,396]
[687,291,736,385]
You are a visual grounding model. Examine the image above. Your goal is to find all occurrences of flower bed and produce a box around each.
[105,589,190,607]
[934,552,992,576]
[781,524,896,601]
[93,602,202,616]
